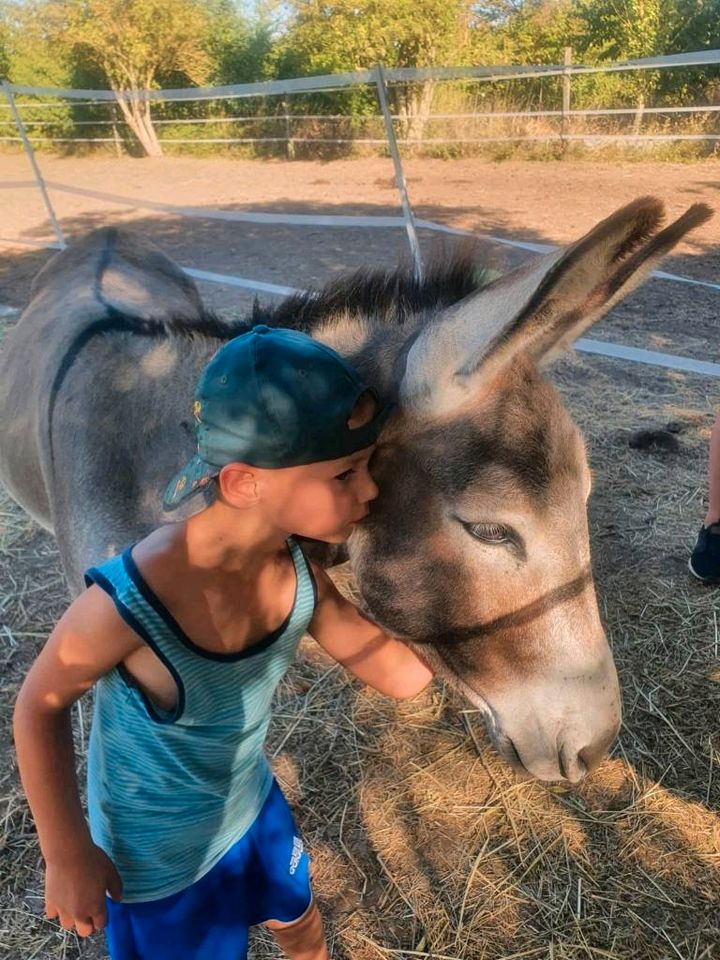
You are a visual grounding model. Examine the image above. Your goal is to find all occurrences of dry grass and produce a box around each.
[0,330,718,959]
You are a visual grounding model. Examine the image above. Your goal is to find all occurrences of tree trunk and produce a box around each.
[632,94,645,137]
[394,80,436,145]
[114,89,163,157]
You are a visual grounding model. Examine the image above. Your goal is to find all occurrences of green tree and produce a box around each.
[574,0,669,119]
[670,0,720,50]
[0,3,11,80]
[273,0,477,139]
[657,0,720,103]
[494,0,580,63]
[47,0,214,156]
[206,0,273,85]
[1,1,79,144]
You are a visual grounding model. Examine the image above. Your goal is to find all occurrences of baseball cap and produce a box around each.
[163,325,391,510]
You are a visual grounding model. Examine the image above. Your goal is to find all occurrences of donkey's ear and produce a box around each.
[401,198,712,415]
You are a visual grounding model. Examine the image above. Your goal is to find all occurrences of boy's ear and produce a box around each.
[217,463,260,507]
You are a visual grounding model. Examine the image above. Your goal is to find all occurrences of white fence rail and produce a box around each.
[3,47,720,103]
[0,48,719,150]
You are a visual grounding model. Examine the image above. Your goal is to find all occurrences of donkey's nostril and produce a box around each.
[559,744,589,784]
[578,725,617,774]
[563,741,609,782]
[578,745,596,773]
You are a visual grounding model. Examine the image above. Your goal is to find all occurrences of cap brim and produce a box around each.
[163,454,217,511]
[342,396,395,457]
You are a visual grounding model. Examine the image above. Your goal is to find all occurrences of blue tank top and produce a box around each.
[83,536,316,903]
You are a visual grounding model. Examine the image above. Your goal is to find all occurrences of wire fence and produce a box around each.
[1,49,719,156]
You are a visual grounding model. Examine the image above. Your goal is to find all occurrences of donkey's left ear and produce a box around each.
[512,197,713,367]
[401,197,712,415]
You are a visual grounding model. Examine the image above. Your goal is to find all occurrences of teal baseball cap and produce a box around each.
[163,325,391,510]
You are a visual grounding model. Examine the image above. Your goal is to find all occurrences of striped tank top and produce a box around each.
[83,536,316,903]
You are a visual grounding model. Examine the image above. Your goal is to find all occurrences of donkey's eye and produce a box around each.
[462,521,514,544]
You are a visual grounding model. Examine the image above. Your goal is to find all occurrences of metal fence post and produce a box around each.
[112,102,123,157]
[561,46,572,151]
[2,80,66,249]
[373,63,423,284]
[282,99,295,160]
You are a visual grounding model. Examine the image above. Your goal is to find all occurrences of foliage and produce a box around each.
[270,0,477,119]
[0,1,78,145]
[205,0,274,85]
[0,3,11,80]
[272,0,476,74]
[54,0,212,89]
[1,0,718,157]
[11,0,217,154]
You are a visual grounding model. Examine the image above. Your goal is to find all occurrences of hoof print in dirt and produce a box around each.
[627,428,681,454]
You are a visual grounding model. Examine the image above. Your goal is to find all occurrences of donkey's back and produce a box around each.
[0,229,209,582]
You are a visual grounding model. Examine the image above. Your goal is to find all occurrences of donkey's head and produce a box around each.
[347,197,712,783]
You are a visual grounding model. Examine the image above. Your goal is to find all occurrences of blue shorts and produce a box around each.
[105,780,313,960]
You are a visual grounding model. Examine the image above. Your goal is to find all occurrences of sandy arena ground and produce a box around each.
[0,155,719,960]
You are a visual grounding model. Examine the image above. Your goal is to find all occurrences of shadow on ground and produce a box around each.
[1,197,718,361]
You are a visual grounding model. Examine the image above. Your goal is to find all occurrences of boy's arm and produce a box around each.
[13,585,142,933]
[307,564,434,699]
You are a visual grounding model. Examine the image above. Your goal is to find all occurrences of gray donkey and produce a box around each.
[0,197,711,783]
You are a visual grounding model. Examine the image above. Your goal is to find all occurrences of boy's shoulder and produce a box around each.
[47,573,145,683]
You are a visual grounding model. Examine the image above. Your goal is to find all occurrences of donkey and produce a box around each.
[0,197,711,783]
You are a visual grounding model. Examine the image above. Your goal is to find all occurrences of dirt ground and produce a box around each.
[1,154,718,323]
[1,156,719,960]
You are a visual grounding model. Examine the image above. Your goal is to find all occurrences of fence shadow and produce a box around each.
[1,187,717,358]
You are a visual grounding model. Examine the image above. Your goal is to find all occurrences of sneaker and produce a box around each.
[688,523,720,583]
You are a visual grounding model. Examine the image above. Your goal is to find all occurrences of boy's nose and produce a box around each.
[362,475,379,503]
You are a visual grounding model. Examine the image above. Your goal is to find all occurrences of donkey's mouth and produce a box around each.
[416,654,565,782]
[494,733,534,780]
[417,652,518,765]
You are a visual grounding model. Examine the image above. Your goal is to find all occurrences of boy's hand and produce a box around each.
[309,565,434,700]
[45,843,123,937]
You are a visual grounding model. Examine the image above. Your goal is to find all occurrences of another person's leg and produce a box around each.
[703,411,720,526]
[689,412,720,582]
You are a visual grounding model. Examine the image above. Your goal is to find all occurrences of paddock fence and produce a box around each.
[1,49,720,155]
[1,50,719,378]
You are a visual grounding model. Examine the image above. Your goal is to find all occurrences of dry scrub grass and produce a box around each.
[0,339,718,960]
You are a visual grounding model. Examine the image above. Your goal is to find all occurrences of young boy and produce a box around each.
[13,325,434,960]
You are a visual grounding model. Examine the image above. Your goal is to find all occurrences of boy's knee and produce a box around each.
[265,899,316,931]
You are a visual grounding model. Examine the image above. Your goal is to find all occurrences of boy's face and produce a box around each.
[257,444,379,543]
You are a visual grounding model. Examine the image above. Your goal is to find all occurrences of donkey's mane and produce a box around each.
[109,245,485,342]
[253,245,485,333]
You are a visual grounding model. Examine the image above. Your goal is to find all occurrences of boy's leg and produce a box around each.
[265,900,329,960]
[248,780,327,958]
[105,888,250,960]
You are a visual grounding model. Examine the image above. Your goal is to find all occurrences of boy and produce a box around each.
[13,325,434,960]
